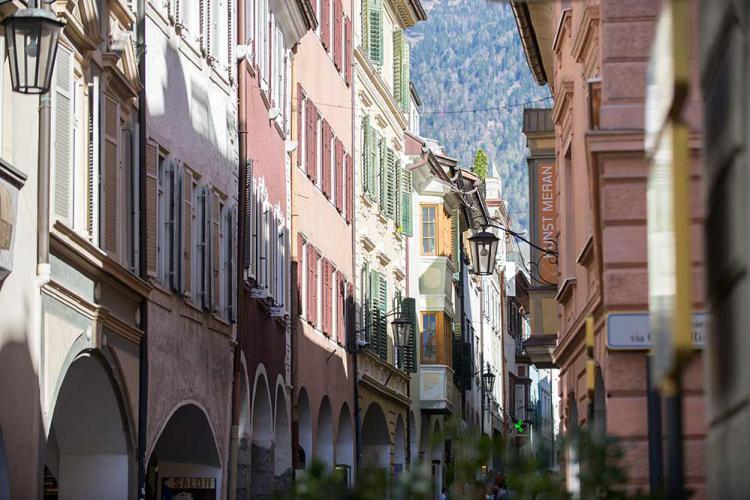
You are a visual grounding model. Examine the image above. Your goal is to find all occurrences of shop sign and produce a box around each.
[607,312,707,350]
[161,477,216,500]
[534,163,557,284]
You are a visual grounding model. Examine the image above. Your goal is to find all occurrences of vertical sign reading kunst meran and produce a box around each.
[535,163,557,283]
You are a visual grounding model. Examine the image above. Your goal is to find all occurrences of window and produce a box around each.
[515,384,526,421]
[328,0,334,49]
[316,255,323,328]
[158,154,177,289]
[315,0,322,36]
[316,116,323,186]
[257,0,270,87]
[422,313,437,363]
[192,180,206,304]
[331,269,338,339]
[123,127,139,273]
[421,205,436,255]
[330,135,336,205]
[299,97,307,171]
[301,237,308,318]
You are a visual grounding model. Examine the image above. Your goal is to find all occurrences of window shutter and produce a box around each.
[361,0,369,53]
[173,161,184,292]
[211,190,221,311]
[322,259,330,334]
[376,271,388,360]
[401,40,410,112]
[393,30,403,103]
[334,0,342,69]
[335,139,344,212]
[229,206,238,322]
[451,209,459,267]
[306,101,315,178]
[243,159,254,272]
[297,233,305,314]
[346,281,354,349]
[307,244,317,325]
[182,167,193,297]
[53,45,73,224]
[87,83,100,244]
[345,17,352,85]
[337,274,346,345]
[368,0,383,66]
[322,120,331,198]
[145,141,159,277]
[321,0,330,50]
[401,169,412,236]
[367,269,379,347]
[394,160,402,224]
[345,153,353,224]
[297,86,305,168]
[103,96,120,258]
[384,147,396,219]
[401,297,417,372]
[361,115,370,196]
[378,137,386,209]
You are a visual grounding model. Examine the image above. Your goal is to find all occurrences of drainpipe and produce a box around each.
[136,0,149,495]
[227,0,248,495]
[350,26,362,474]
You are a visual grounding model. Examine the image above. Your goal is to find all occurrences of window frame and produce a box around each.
[421,204,437,255]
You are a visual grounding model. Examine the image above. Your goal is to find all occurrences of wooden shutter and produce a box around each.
[297,233,305,314]
[401,40,410,112]
[451,209,459,267]
[173,161,184,292]
[53,45,73,224]
[145,141,159,277]
[394,160,402,224]
[401,169,412,236]
[337,274,346,345]
[334,0,342,69]
[345,153,353,224]
[321,0,330,50]
[368,269,379,348]
[384,147,396,219]
[297,85,305,168]
[335,139,344,212]
[378,138,387,209]
[361,115,371,196]
[211,191,221,311]
[243,159,254,272]
[322,120,331,198]
[361,0,369,53]
[307,244,317,325]
[307,103,318,181]
[322,259,331,335]
[229,205,238,322]
[103,96,120,257]
[401,297,417,372]
[182,168,193,296]
[345,17,352,86]
[393,30,403,105]
[346,281,354,349]
[376,271,388,360]
[86,83,100,244]
[368,0,383,65]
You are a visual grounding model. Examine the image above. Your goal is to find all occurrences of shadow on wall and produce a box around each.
[0,311,44,499]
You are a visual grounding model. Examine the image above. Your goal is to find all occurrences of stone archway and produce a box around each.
[361,403,390,470]
[297,388,312,470]
[274,383,292,493]
[394,416,406,477]
[250,371,274,499]
[334,403,354,484]
[45,353,132,500]
[146,403,222,500]
[315,397,334,470]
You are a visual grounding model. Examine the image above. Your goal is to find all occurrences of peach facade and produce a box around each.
[515,0,707,495]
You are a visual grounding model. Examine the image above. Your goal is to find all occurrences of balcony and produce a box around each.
[419,364,455,413]
[358,350,410,407]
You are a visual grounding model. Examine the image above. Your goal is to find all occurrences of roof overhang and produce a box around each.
[510,0,555,86]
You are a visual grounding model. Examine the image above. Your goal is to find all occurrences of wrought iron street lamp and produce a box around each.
[390,313,412,349]
[468,227,500,275]
[3,5,64,94]
[481,366,496,394]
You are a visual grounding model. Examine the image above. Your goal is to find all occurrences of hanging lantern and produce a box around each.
[468,228,499,275]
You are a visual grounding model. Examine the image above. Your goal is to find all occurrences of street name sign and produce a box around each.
[607,312,707,351]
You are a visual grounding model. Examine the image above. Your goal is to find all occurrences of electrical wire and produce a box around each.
[308,94,553,115]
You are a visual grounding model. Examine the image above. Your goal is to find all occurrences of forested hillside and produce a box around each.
[408,0,551,232]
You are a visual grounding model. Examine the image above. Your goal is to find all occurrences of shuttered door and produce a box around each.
[345,153,353,224]
[345,17,352,85]
[401,297,418,372]
[368,0,382,65]
[335,139,344,212]
[334,0,342,69]
[182,168,193,297]
[322,121,331,198]
[103,96,120,258]
[53,45,74,225]
[145,141,159,277]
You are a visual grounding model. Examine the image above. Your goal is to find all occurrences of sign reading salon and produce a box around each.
[607,312,707,350]
[161,477,217,500]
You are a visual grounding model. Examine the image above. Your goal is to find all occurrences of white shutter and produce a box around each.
[86,79,100,245]
[174,161,184,292]
[52,45,74,224]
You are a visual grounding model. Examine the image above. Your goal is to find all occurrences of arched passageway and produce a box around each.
[334,403,354,485]
[45,354,131,500]
[250,373,274,499]
[361,403,390,470]
[315,397,334,469]
[394,416,406,477]
[146,404,222,500]
[274,385,292,492]
[297,389,312,471]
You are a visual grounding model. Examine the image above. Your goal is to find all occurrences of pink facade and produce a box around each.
[516,0,707,495]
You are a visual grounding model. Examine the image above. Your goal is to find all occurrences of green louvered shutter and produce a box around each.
[394,160,402,224]
[362,115,371,196]
[451,209,459,268]
[378,138,387,209]
[377,271,388,360]
[368,0,383,66]
[401,40,410,112]
[393,30,403,103]
[362,0,369,53]
[385,147,396,219]
[401,169,413,236]
[368,269,379,346]
[401,297,418,372]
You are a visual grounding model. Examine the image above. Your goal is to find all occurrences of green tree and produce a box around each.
[472,148,489,180]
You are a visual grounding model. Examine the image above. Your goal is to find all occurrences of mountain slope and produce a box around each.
[408,0,551,231]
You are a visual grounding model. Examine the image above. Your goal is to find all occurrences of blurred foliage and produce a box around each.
[283,420,664,500]
[409,0,552,233]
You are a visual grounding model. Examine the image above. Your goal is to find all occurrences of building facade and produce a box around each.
[512,0,707,495]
